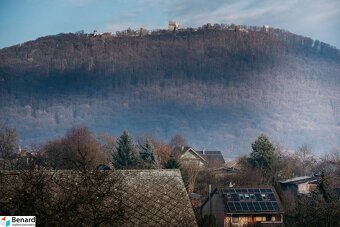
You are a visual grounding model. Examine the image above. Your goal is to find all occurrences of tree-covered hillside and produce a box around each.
[0,24,339,155]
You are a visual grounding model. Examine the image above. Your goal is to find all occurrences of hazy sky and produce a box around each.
[0,0,339,49]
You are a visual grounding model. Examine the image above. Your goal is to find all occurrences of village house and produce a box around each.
[179,146,207,167]
[280,176,319,196]
[202,187,284,227]
[207,158,242,178]
[179,147,226,170]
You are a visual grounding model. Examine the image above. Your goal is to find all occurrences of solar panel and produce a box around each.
[222,187,281,213]
[259,202,267,210]
[253,202,260,210]
[268,193,276,201]
[266,202,274,210]
[247,202,255,210]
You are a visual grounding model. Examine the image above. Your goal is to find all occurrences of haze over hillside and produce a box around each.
[0,24,339,157]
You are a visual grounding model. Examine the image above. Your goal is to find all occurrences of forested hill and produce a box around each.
[1,24,339,156]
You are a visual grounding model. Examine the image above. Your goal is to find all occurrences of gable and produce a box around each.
[181,149,199,159]
[180,148,207,165]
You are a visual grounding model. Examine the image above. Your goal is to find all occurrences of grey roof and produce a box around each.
[280,176,319,185]
[119,170,197,226]
[0,170,197,226]
[196,151,220,155]
[196,150,225,167]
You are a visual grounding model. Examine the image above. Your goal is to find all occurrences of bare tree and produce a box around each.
[0,125,18,169]
[0,170,125,226]
[169,134,187,149]
[295,144,316,175]
[43,126,106,170]
[181,162,202,193]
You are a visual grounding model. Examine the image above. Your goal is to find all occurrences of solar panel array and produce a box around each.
[222,188,281,213]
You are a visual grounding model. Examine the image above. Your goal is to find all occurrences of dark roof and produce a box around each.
[221,187,283,214]
[196,150,225,167]
[196,151,221,155]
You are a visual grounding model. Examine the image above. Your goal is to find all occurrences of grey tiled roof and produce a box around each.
[0,170,197,227]
[119,170,197,226]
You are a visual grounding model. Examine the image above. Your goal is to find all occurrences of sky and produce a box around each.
[0,0,339,49]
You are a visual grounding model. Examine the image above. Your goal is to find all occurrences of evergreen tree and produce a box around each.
[249,134,278,181]
[140,139,157,167]
[112,131,137,169]
[164,159,180,169]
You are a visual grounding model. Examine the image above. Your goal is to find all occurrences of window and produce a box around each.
[250,194,256,200]
[255,216,265,222]
[244,194,250,200]
[261,194,266,200]
[232,217,239,223]
[239,194,244,200]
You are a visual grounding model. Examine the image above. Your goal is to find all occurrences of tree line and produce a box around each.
[1,125,340,226]
[0,125,184,171]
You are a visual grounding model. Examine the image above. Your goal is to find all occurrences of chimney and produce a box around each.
[202,148,205,155]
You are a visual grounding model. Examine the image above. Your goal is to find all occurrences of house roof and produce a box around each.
[180,147,207,164]
[118,170,197,226]
[220,187,284,214]
[225,159,241,169]
[196,150,225,167]
[0,169,197,226]
[280,176,319,185]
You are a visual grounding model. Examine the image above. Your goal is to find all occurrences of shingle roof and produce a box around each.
[0,170,197,226]
[119,170,197,226]
[221,187,283,214]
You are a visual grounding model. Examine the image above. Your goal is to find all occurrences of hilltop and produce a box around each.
[0,24,339,155]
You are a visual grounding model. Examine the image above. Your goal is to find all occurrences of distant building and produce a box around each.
[196,150,225,168]
[202,187,284,227]
[179,147,226,168]
[280,176,319,196]
[168,21,180,31]
[179,146,207,167]
[139,28,149,36]
[263,25,270,32]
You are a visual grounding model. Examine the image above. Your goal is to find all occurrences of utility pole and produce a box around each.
[209,184,212,215]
